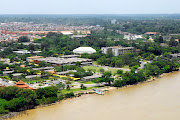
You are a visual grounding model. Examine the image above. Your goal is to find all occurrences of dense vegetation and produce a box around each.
[113,54,180,87]
[0,86,75,115]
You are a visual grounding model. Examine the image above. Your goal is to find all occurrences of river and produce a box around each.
[7,71,180,120]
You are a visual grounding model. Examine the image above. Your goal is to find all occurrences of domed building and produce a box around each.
[73,47,96,54]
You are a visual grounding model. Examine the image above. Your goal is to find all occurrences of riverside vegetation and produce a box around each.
[0,86,76,115]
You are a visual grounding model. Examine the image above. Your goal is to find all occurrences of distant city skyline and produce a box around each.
[0,0,180,14]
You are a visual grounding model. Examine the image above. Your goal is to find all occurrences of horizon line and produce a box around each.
[0,13,180,15]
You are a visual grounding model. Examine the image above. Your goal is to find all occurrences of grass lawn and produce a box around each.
[61,86,100,94]
[0,76,11,80]
[83,66,118,75]
[122,65,129,69]
[92,61,98,65]
[78,81,95,84]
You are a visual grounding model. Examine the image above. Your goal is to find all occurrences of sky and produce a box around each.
[0,0,180,14]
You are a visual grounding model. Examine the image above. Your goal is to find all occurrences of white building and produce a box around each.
[73,47,96,54]
[124,34,143,40]
[101,46,134,56]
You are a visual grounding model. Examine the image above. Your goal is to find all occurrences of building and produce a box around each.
[2,71,14,76]
[71,35,89,39]
[60,55,79,58]
[56,70,77,75]
[171,53,180,58]
[34,57,92,66]
[60,31,73,35]
[14,80,34,90]
[26,56,44,62]
[12,73,23,77]
[163,36,172,41]
[82,73,102,81]
[32,67,54,71]
[101,46,134,56]
[144,32,157,36]
[25,75,41,79]
[13,50,41,55]
[124,34,143,40]
[111,19,117,24]
[73,47,96,54]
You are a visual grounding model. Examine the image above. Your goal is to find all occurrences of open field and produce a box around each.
[83,66,128,75]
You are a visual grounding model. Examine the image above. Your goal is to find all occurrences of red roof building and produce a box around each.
[14,80,34,90]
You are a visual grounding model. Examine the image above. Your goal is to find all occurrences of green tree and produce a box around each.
[56,82,65,90]
[18,36,30,42]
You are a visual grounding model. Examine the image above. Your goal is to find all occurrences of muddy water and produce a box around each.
[8,72,180,120]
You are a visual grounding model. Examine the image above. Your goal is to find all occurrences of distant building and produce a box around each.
[73,47,96,54]
[171,53,180,58]
[101,46,134,56]
[71,35,89,39]
[60,31,73,35]
[160,43,169,47]
[13,50,41,55]
[144,32,157,36]
[26,56,44,62]
[124,34,143,40]
[111,19,117,24]
[163,36,172,41]
[175,39,180,43]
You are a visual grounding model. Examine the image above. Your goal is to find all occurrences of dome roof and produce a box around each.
[73,47,96,54]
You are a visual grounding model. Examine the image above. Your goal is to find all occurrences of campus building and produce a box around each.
[101,46,134,56]
[33,57,92,66]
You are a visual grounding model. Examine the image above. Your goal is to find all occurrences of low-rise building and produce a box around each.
[13,50,41,55]
[26,56,44,62]
[82,73,102,81]
[101,46,134,56]
[144,32,158,36]
[124,34,143,40]
[71,35,89,39]
[171,53,180,58]
[34,57,92,66]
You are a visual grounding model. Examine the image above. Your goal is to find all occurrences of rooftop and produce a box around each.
[82,73,102,80]
[14,80,34,90]
[34,57,91,65]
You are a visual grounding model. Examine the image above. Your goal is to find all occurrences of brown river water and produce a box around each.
[7,71,180,120]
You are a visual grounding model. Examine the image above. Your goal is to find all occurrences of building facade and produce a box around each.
[101,46,134,56]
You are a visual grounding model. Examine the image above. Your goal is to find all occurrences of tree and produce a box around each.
[169,38,178,47]
[38,61,47,67]
[8,54,16,63]
[28,44,35,52]
[116,70,123,75]
[75,62,81,67]
[18,36,30,42]
[80,84,86,90]
[0,71,3,75]
[66,85,70,91]
[115,59,124,67]
[99,68,105,73]
[154,36,163,43]
[102,71,114,86]
[56,82,65,90]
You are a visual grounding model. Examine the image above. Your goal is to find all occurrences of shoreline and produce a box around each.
[1,70,179,120]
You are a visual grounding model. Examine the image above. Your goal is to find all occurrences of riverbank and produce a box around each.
[1,70,179,120]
